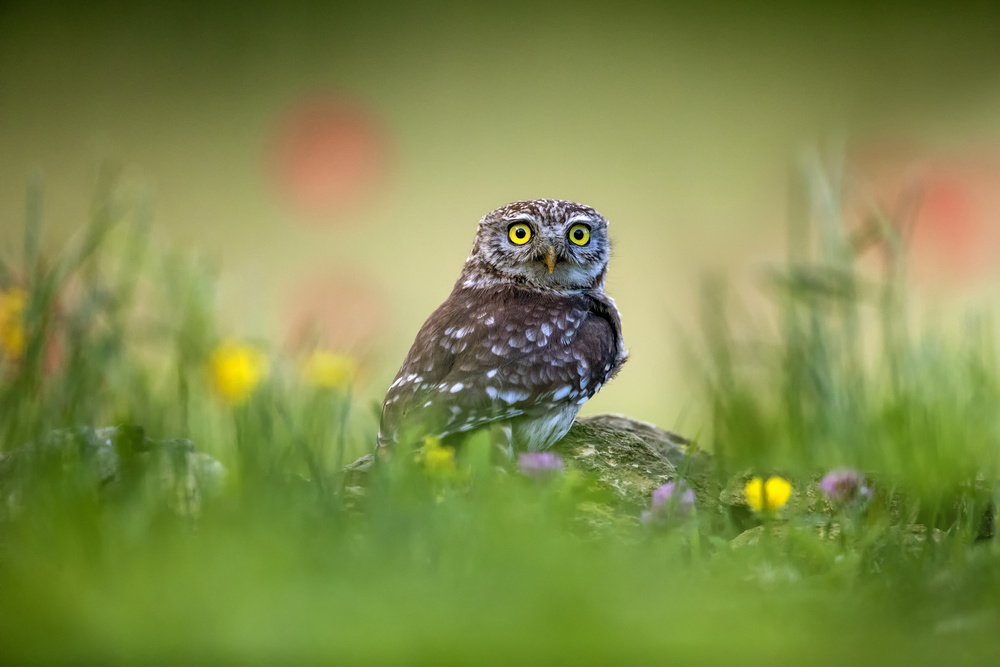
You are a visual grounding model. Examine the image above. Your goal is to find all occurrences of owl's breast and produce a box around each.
[379,285,625,449]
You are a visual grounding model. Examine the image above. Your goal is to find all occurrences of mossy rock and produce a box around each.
[552,414,714,512]
[0,425,225,519]
[344,414,716,519]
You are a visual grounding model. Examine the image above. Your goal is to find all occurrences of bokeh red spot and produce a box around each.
[850,143,1000,287]
[910,176,987,281]
[269,96,389,223]
[284,271,387,363]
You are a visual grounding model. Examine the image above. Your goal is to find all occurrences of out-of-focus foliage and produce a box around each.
[1,168,1000,664]
[5,2,1000,428]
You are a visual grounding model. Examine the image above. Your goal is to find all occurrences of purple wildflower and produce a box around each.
[820,468,872,506]
[518,452,565,479]
[642,481,696,524]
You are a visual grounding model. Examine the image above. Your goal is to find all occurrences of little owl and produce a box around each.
[378,199,627,453]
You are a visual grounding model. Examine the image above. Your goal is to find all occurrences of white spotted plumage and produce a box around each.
[378,199,627,452]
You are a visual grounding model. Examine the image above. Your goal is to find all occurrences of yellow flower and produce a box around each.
[209,340,268,405]
[303,350,357,389]
[744,476,792,512]
[420,435,456,475]
[0,287,27,359]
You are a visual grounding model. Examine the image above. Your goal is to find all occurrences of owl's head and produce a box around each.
[462,199,612,291]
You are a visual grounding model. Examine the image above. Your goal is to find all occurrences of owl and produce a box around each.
[378,199,627,453]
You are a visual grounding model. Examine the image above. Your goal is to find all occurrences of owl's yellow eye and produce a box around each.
[568,224,590,246]
[508,222,532,245]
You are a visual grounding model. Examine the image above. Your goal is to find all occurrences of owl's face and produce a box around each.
[466,199,611,291]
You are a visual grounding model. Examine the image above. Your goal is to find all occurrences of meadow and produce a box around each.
[2,165,1000,664]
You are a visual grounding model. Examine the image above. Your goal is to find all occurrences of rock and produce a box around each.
[0,425,226,519]
[551,414,713,511]
[341,414,716,517]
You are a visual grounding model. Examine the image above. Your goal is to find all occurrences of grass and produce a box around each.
[2,162,1000,664]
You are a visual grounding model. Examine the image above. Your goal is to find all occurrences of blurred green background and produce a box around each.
[3,0,1000,429]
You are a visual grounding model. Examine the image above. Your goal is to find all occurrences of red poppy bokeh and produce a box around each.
[268,95,390,223]
[850,144,1000,287]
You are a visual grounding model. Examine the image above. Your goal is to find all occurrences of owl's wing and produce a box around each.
[378,286,623,448]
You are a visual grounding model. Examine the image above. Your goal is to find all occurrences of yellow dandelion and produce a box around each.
[303,350,357,389]
[420,435,456,475]
[0,287,27,359]
[209,340,268,405]
[744,476,792,512]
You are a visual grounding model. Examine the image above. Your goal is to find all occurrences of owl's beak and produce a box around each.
[543,246,557,274]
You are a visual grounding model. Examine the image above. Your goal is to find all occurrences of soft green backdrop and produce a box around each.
[2,1,999,428]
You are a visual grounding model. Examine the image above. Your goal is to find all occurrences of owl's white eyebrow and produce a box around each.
[504,216,537,225]
[566,214,594,225]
